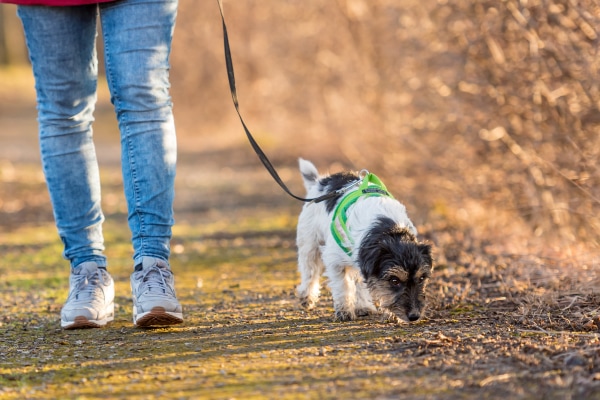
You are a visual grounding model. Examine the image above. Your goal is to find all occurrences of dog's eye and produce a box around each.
[389,277,403,287]
[418,276,427,284]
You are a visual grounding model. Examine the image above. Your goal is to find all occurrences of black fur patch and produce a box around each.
[319,171,360,213]
[358,216,432,279]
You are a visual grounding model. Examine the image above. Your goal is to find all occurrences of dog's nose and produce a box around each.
[408,312,420,322]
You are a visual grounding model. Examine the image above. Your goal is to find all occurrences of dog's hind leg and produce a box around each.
[296,244,324,309]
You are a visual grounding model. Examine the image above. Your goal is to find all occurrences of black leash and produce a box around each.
[217,0,341,204]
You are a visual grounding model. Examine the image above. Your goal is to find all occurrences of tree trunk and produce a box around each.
[0,6,8,65]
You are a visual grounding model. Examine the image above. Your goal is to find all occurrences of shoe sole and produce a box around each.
[61,314,114,330]
[134,306,183,328]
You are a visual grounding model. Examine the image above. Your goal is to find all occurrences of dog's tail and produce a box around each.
[299,158,320,192]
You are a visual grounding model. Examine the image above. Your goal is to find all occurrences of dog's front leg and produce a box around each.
[326,265,361,321]
[355,278,376,317]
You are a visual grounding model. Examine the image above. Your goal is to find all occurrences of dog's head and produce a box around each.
[358,217,433,323]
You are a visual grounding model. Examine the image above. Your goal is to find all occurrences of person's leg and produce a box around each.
[100,0,177,266]
[18,4,107,268]
[18,4,114,329]
[99,0,182,326]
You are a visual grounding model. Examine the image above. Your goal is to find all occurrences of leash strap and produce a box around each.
[331,173,393,257]
[218,0,320,202]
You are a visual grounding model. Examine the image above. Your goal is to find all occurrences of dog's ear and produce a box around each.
[418,242,433,269]
[358,231,386,278]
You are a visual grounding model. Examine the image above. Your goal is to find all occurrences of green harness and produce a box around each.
[330,172,393,257]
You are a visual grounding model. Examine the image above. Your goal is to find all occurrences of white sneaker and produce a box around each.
[61,262,115,329]
[130,256,183,327]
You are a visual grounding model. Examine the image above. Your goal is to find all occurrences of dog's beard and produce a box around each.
[366,276,427,323]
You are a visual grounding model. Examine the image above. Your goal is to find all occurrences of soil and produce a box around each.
[1,1,600,399]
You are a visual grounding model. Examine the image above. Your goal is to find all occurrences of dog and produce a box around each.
[295,159,433,322]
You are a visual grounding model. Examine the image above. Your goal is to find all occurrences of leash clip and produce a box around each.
[335,179,361,195]
[335,174,366,196]
[311,169,367,204]
[336,169,369,194]
[332,169,370,197]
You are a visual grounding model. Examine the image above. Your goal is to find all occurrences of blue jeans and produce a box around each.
[18,0,178,268]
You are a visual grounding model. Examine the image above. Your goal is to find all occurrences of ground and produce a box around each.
[1,1,600,398]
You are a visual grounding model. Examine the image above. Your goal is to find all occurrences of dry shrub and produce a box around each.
[326,0,600,248]
[171,1,600,251]
[172,2,600,330]
[438,0,600,246]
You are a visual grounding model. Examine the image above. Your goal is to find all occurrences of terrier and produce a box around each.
[295,159,433,322]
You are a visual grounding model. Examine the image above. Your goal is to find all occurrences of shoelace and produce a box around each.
[70,269,110,301]
[136,265,174,296]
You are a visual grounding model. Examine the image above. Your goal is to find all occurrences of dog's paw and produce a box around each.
[380,311,403,324]
[334,310,356,322]
[298,297,317,310]
[355,308,374,317]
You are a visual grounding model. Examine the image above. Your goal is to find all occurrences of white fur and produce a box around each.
[296,159,417,319]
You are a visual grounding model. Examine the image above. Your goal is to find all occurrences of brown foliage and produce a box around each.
[172,0,600,248]
[441,0,600,244]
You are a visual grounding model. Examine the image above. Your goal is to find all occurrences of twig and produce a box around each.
[517,329,600,338]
